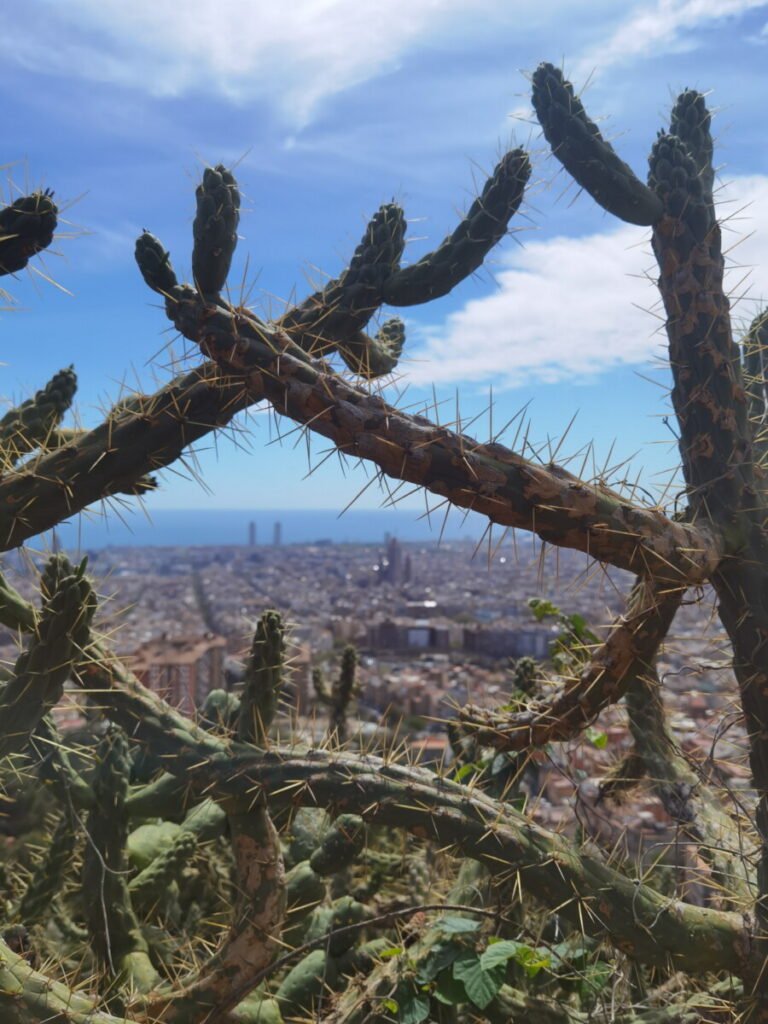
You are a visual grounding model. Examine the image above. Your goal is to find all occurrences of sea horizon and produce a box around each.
[40,506,493,551]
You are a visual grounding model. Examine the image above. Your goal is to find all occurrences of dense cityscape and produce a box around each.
[0,523,749,864]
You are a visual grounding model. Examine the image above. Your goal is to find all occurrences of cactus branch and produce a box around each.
[147,285,721,582]
[82,727,158,995]
[0,362,251,550]
[532,63,663,226]
[458,577,682,749]
[0,556,95,759]
[381,149,531,304]
[74,650,748,977]
[0,366,77,468]
[238,609,286,745]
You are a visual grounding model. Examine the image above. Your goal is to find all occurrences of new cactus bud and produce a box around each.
[192,164,241,297]
[532,62,663,226]
[339,317,406,378]
[134,230,179,295]
[0,189,57,276]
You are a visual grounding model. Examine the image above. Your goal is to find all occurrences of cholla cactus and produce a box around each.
[3,62,768,1024]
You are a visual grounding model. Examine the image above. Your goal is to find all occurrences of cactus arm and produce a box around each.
[278,203,406,352]
[0,556,95,759]
[192,165,240,300]
[532,63,663,226]
[238,610,286,745]
[143,616,288,1021]
[73,651,747,977]
[0,569,37,632]
[649,129,751,527]
[0,366,77,468]
[30,714,95,810]
[0,361,251,550]
[669,88,714,205]
[458,577,682,749]
[609,667,754,906]
[82,727,159,996]
[331,646,358,744]
[0,190,57,276]
[649,96,768,996]
[382,149,531,305]
[336,317,406,379]
[159,288,720,583]
[0,935,129,1024]
[12,809,79,927]
[741,308,768,464]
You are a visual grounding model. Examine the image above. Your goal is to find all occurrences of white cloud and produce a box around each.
[402,175,768,389]
[574,0,768,80]
[4,0,764,131]
[5,0,509,125]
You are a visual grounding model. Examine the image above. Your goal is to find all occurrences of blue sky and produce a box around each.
[3,0,768,524]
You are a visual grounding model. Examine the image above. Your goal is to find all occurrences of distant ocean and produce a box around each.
[43,507,492,550]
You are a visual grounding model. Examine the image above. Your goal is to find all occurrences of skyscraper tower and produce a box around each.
[273,521,282,546]
[248,521,257,546]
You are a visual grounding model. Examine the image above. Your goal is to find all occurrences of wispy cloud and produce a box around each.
[4,0,764,136]
[573,0,768,80]
[4,0,512,125]
[402,175,768,389]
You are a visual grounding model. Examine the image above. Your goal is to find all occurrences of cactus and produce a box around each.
[192,164,240,299]
[313,645,360,744]
[82,726,158,996]
[239,610,286,745]
[531,62,663,225]
[0,556,95,760]
[0,189,57,276]
[0,365,77,467]
[5,64,768,1024]
[308,814,367,877]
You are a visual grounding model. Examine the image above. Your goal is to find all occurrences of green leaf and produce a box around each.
[378,946,404,959]
[433,969,467,1006]
[586,727,608,749]
[434,915,481,936]
[399,991,430,1024]
[415,941,461,983]
[454,762,475,782]
[382,998,398,1014]
[514,945,551,978]
[453,952,504,1009]
[528,597,559,621]
[479,940,525,970]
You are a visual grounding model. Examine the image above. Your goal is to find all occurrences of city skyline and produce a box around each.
[3,2,768,527]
